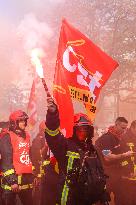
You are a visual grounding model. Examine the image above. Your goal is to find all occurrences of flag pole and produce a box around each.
[41,78,51,97]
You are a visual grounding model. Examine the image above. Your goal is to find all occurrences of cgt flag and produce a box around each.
[54,19,118,137]
[27,79,37,131]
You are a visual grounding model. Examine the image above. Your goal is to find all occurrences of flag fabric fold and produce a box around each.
[54,19,119,137]
[27,79,37,131]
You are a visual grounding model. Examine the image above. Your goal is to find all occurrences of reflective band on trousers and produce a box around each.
[61,151,80,205]
[3,169,15,177]
[1,184,33,190]
[45,127,59,136]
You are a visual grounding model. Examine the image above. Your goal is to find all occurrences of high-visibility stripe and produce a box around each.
[122,176,136,181]
[37,174,42,178]
[66,151,80,158]
[42,160,50,166]
[61,151,80,205]
[61,183,69,205]
[1,184,11,190]
[45,127,59,136]
[3,169,15,177]
[32,166,35,171]
[1,183,33,190]
[18,175,22,185]
[55,162,59,174]
[21,184,33,190]
[66,151,80,172]
[38,160,50,177]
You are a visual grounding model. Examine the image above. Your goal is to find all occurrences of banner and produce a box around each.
[27,79,37,131]
[54,19,118,137]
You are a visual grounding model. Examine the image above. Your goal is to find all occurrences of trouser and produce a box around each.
[2,189,33,205]
[0,176,5,205]
[113,179,136,205]
[0,187,4,205]
[33,184,41,205]
[42,165,59,205]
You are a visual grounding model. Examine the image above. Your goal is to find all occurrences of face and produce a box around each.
[115,122,128,134]
[75,126,89,141]
[18,120,27,130]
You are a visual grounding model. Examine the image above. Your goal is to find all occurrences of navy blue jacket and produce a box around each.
[45,109,108,205]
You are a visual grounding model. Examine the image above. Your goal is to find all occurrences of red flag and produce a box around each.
[54,19,118,137]
[27,80,37,130]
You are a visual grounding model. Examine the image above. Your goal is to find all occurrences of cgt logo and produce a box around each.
[19,142,30,149]
[63,45,103,100]
[20,152,31,165]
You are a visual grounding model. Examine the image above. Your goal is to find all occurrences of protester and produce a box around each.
[45,97,110,205]
[0,110,34,205]
[118,120,136,205]
[95,117,135,205]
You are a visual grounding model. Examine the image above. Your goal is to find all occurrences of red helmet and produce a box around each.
[9,110,28,122]
[9,110,28,131]
[74,113,92,127]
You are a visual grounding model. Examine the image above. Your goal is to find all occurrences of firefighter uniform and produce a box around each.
[45,108,109,205]
[119,128,136,205]
[0,110,33,205]
[0,121,9,205]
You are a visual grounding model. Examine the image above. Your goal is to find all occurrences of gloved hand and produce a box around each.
[47,97,57,113]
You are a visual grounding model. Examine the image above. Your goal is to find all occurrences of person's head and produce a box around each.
[115,117,128,134]
[130,120,136,136]
[73,113,94,142]
[0,121,9,134]
[9,110,28,132]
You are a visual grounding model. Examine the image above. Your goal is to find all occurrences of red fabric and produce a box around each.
[54,19,118,137]
[50,156,57,166]
[27,80,37,130]
[9,131,32,174]
[54,59,74,137]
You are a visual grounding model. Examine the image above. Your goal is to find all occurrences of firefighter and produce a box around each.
[118,120,136,205]
[0,121,9,205]
[45,97,110,205]
[31,120,49,205]
[95,117,136,205]
[0,110,34,205]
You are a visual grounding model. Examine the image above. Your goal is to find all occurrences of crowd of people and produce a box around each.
[0,96,136,205]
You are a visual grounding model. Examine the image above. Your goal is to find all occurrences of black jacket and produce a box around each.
[45,109,108,205]
[0,133,18,185]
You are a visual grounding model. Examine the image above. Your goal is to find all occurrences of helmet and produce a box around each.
[9,110,28,122]
[74,113,92,127]
[9,110,28,131]
[73,113,94,141]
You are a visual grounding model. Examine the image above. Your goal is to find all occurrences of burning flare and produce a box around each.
[30,48,44,78]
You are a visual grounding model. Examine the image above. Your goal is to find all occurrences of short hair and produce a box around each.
[115,117,128,124]
[130,120,136,128]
